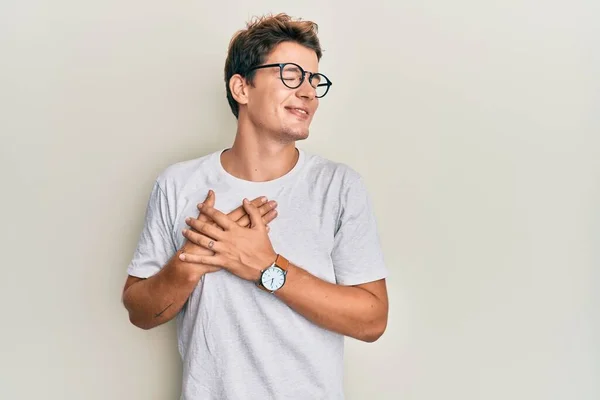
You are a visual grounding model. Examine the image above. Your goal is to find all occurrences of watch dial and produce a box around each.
[261,267,285,291]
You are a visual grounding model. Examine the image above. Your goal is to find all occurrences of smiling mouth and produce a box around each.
[286,107,310,118]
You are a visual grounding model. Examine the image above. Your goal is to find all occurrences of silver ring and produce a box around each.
[208,240,214,249]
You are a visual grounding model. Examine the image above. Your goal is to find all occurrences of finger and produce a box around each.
[176,249,221,273]
[200,265,222,274]
[181,227,226,253]
[178,252,227,267]
[197,190,215,222]
[258,200,277,217]
[243,198,264,230]
[185,217,226,241]
[200,205,236,231]
[261,209,278,225]
[181,244,215,256]
[235,214,249,228]
[228,196,267,222]
[237,200,275,227]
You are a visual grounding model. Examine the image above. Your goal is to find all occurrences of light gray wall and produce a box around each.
[1,1,598,399]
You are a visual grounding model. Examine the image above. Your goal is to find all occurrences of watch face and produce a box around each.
[261,266,286,291]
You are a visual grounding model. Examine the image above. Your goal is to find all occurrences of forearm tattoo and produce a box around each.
[154,303,173,318]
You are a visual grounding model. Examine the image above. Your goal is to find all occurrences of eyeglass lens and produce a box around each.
[280,64,330,97]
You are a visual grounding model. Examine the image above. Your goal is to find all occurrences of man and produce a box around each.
[122,13,388,400]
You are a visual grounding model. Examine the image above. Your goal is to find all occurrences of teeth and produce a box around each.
[295,108,307,114]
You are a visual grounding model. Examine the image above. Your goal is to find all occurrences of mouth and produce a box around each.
[285,106,310,119]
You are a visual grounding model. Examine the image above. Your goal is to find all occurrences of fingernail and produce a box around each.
[182,228,187,234]
[185,217,191,223]
[179,253,186,260]
[198,203,204,208]
[270,201,277,206]
[261,197,267,203]
[243,198,249,204]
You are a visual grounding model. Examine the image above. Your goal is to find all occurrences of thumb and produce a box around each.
[198,190,215,222]
[205,190,216,207]
[243,198,263,230]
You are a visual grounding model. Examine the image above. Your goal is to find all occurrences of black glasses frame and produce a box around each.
[245,62,332,98]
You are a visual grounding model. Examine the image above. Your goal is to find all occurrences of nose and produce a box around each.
[296,74,316,100]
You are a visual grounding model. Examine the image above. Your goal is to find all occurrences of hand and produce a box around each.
[198,190,279,233]
[179,191,278,277]
[180,196,277,282]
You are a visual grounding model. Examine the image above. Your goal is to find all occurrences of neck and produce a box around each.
[221,124,299,183]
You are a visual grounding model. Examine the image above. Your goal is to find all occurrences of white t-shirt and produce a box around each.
[127,148,388,400]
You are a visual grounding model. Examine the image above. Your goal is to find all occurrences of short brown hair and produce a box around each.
[224,13,323,118]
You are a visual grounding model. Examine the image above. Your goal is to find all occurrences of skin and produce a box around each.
[122,193,278,329]
[122,41,388,342]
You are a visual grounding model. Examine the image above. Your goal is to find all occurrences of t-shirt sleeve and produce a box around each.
[126,180,177,278]
[331,176,388,286]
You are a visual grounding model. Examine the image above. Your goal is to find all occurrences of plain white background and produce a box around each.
[1,1,598,399]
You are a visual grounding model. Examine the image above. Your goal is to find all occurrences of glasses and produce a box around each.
[245,63,332,98]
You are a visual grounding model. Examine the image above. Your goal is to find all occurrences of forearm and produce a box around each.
[275,264,388,342]
[123,252,201,330]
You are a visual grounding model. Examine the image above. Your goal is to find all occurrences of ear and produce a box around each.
[229,74,249,106]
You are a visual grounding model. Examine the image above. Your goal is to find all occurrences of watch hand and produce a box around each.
[271,278,274,286]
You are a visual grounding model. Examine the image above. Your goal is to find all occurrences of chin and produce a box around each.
[281,128,309,142]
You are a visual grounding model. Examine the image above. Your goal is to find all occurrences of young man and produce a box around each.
[122,13,388,400]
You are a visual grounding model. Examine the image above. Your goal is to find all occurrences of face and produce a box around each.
[243,42,321,142]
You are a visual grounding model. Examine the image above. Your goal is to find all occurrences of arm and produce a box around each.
[123,191,278,330]
[122,252,206,330]
[275,265,388,342]
[181,192,389,342]
[122,187,221,330]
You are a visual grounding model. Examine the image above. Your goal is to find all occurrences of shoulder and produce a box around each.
[302,150,363,187]
[154,150,219,196]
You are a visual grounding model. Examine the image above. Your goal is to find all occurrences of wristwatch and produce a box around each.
[256,254,289,293]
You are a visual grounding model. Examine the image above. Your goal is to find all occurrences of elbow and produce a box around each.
[128,314,152,330]
[127,315,142,329]
[123,296,154,330]
[360,325,386,343]
[357,316,388,343]
[127,310,161,330]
